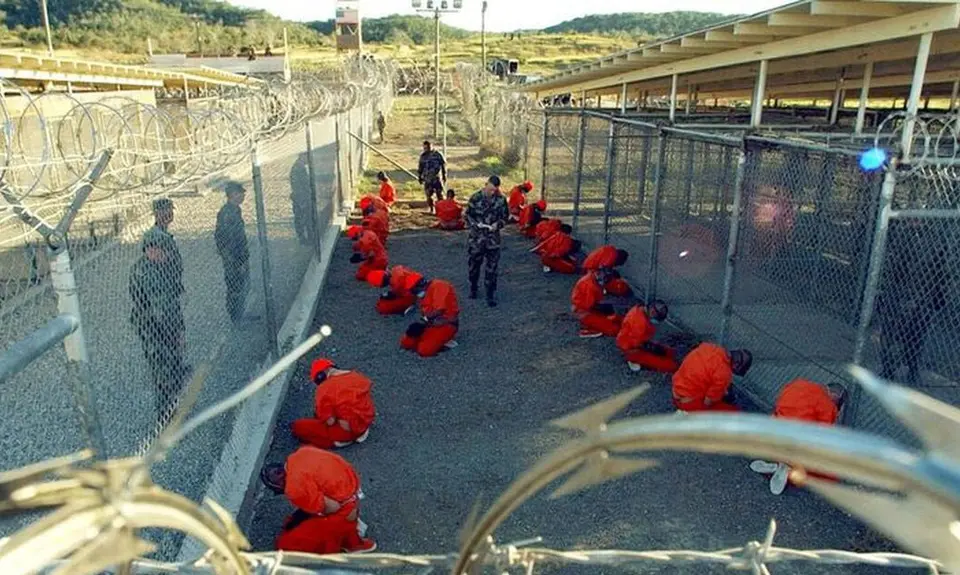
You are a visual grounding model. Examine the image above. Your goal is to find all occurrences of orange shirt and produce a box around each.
[616,306,656,352]
[571,274,604,313]
[435,198,463,223]
[284,447,360,515]
[314,371,376,433]
[362,212,389,244]
[420,279,459,322]
[379,181,396,205]
[774,379,838,425]
[672,343,733,403]
[535,219,563,243]
[540,232,575,258]
[508,187,526,213]
[355,231,387,267]
[388,265,423,294]
[360,195,388,214]
[518,204,538,229]
[584,245,618,271]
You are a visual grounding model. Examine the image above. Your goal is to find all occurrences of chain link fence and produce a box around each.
[0,58,393,558]
[519,107,960,447]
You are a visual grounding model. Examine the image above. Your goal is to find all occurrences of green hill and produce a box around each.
[542,12,742,37]
[308,15,470,45]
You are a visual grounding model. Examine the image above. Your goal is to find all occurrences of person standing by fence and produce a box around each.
[466,176,510,307]
[418,141,446,214]
[376,111,386,143]
[215,182,252,323]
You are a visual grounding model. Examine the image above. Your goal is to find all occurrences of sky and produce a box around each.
[228,0,789,32]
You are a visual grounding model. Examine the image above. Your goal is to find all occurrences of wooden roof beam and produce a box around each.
[704,30,774,43]
[734,23,820,36]
[660,43,720,55]
[681,37,750,49]
[810,1,905,17]
[767,13,875,27]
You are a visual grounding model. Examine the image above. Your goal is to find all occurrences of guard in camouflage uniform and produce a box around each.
[129,226,188,426]
[417,141,447,213]
[215,182,252,322]
[466,175,510,307]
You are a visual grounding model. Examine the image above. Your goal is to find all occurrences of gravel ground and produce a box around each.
[247,225,900,575]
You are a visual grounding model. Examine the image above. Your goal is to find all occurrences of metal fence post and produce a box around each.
[637,129,652,205]
[682,139,696,222]
[718,145,749,345]
[539,112,549,199]
[334,114,346,214]
[602,120,617,244]
[847,164,898,425]
[645,130,669,304]
[523,121,531,181]
[346,112,356,205]
[571,110,588,232]
[251,143,279,357]
[305,120,322,257]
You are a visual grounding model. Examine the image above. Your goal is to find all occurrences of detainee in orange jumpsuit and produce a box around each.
[400,278,459,357]
[671,343,752,413]
[348,227,388,282]
[534,218,564,244]
[376,171,396,206]
[583,245,632,297]
[615,301,678,373]
[361,206,390,246]
[359,195,389,216]
[292,359,376,449]
[536,224,582,274]
[518,200,547,238]
[434,189,466,230]
[366,266,424,316]
[508,180,534,220]
[749,379,846,494]
[571,271,623,338]
[261,446,376,554]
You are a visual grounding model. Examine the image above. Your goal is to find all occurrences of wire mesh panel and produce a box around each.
[542,110,581,213]
[524,118,544,187]
[573,114,613,246]
[606,122,658,290]
[725,142,880,410]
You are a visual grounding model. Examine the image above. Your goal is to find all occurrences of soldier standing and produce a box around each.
[149,198,184,300]
[130,228,188,427]
[466,175,510,307]
[417,141,447,214]
[376,111,386,143]
[215,182,251,323]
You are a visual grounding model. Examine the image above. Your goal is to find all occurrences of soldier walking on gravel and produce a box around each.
[215,182,252,323]
[466,175,510,307]
[417,141,446,214]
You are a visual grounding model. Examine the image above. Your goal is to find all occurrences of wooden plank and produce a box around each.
[811,1,905,17]
[767,13,875,27]
[735,23,820,35]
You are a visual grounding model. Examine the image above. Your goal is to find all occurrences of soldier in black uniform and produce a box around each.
[215,182,251,322]
[466,175,510,307]
[417,141,447,213]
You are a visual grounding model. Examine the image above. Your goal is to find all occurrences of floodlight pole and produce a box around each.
[39,0,54,56]
[481,1,488,73]
[434,7,441,138]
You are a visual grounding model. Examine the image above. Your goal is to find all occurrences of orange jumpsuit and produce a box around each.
[583,245,632,297]
[376,265,422,315]
[292,371,376,449]
[353,230,388,282]
[671,343,738,412]
[571,274,622,336]
[359,195,389,215]
[401,280,459,357]
[540,232,578,274]
[379,181,396,205]
[435,198,465,230]
[517,204,543,238]
[362,210,390,246]
[507,186,527,218]
[276,447,369,554]
[534,219,563,244]
[616,306,678,372]
[768,379,840,485]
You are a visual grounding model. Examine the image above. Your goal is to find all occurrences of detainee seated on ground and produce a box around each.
[435,189,466,230]
[347,226,388,282]
[291,358,376,450]
[361,205,389,246]
[571,270,623,338]
[583,245,632,297]
[672,343,752,413]
[508,180,534,220]
[615,301,678,373]
[359,194,389,217]
[536,223,582,274]
[261,446,376,554]
[534,217,564,244]
[750,379,846,494]
[401,278,459,357]
[518,199,547,238]
[367,266,424,316]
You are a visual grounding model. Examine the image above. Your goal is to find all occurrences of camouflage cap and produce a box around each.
[152,198,174,213]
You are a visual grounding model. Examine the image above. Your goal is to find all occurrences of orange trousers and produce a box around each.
[623,346,679,373]
[522,227,537,239]
[673,397,739,412]
[376,294,417,315]
[401,324,458,357]
[579,313,622,337]
[276,510,363,555]
[356,260,387,282]
[604,278,632,297]
[436,220,465,230]
[291,419,367,449]
[542,256,578,274]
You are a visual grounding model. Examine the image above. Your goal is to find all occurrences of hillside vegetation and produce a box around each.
[542,12,742,37]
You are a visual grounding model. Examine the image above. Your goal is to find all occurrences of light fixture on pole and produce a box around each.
[481,1,488,73]
[413,0,463,138]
